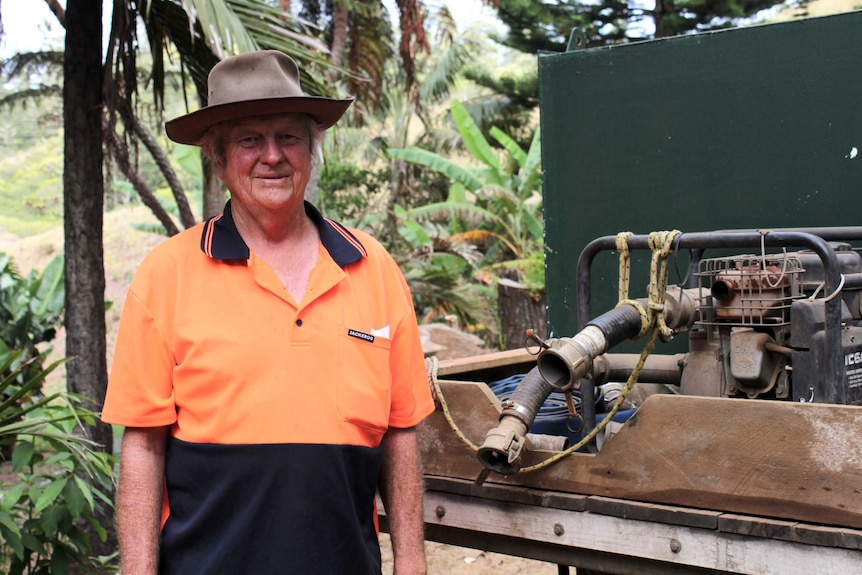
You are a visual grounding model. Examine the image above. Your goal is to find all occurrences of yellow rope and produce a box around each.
[426,356,481,452]
[616,231,634,301]
[516,230,682,474]
[647,230,682,340]
[426,230,684,474]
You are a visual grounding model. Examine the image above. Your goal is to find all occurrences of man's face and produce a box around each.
[217,114,312,215]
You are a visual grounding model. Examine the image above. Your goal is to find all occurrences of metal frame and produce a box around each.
[573,228,862,437]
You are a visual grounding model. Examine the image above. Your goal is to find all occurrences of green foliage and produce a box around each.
[393,204,491,329]
[0,59,66,237]
[0,253,65,393]
[388,100,544,268]
[491,0,787,49]
[0,350,116,575]
[172,144,203,183]
[317,159,391,229]
[385,100,544,333]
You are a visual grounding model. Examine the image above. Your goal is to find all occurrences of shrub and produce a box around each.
[0,350,116,574]
[0,252,65,391]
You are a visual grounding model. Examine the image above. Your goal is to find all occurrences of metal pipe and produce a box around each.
[526,433,570,452]
[542,289,697,394]
[841,272,862,290]
[591,353,685,387]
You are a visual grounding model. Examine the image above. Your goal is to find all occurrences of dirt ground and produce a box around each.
[380,533,561,575]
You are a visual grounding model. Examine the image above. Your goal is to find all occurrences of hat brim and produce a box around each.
[165,96,354,146]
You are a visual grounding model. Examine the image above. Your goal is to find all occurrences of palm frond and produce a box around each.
[409,201,503,229]
[521,126,542,196]
[490,126,527,168]
[451,99,500,172]
[387,148,484,192]
[418,34,468,107]
[181,0,258,58]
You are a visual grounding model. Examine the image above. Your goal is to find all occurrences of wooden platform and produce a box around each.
[421,378,862,528]
[405,352,862,572]
[378,477,862,575]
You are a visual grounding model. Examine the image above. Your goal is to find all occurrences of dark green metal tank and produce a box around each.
[540,11,862,338]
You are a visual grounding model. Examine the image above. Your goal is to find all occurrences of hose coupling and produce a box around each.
[476,414,528,476]
[537,325,608,392]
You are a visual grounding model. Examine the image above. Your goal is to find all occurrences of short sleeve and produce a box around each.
[101,289,178,428]
[386,273,436,429]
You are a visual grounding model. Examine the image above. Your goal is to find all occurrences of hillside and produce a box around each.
[1,206,166,386]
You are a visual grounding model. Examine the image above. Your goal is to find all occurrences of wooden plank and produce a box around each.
[425,476,548,508]
[587,495,719,530]
[420,380,862,530]
[791,523,862,551]
[437,348,535,379]
[425,475,589,512]
[718,514,796,542]
[414,490,862,575]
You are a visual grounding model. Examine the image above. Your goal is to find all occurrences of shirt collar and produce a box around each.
[200,200,366,268]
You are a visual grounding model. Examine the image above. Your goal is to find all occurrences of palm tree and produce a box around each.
[367,5,470,244]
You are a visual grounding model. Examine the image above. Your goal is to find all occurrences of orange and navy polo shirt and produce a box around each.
[102,201,435,575]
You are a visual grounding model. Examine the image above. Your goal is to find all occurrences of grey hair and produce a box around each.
[199,113,326,169]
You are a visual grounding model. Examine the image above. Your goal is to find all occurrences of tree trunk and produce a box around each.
[45,0,66,26]
[498,278,546,350]
[652,0,671,38]
[129,109,196,228]
[63,0,116,560]
[330,0,349,68]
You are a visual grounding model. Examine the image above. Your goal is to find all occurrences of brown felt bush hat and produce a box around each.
[165,50,353,146]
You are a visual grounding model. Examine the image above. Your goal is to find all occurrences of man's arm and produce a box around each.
[378,425,427,575]
[116,426,170,575]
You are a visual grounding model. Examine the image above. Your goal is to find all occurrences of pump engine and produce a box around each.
[684,245,862,404]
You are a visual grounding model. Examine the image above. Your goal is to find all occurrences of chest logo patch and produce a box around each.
[347,329,375,343]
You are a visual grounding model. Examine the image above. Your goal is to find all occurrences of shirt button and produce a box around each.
[296,319,303,326]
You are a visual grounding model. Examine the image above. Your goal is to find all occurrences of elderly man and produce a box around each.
[101,50,435,575]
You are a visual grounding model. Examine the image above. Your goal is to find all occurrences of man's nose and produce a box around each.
[260,137,285,163]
